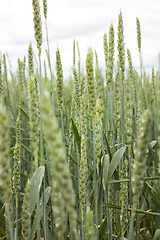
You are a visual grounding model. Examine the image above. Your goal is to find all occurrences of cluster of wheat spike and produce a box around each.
[0,0,160,240]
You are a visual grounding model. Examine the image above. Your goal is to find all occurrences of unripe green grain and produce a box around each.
[152,67,156,102]
[23,56,27,90]
[107,23,114,90]
[10,72,19,113]
[18,59,24,105]
[127,49,133,82]
[81,74,86,97]
[142,87,148,110]
[76,41,81,84]
[3,54,12,116]
[79,94,88,220]
[28,42,34,77]
[35,69,41,118]
[56,47,63,116]
[41,91,77,237]
[68,91,76,160]
[114,63,121,135]
[13,110,21,203]
[85,206,96,240]
[72,66,80,111]
[103,33,108,85]
[126,49,134,151]
[95,52,104,122]
[118,11,125,79]
[132,109,152,213]
[43,0,47,18]
[136,100,142,134]
[0,102,14,239]
[95,99,102,166]
[127,49,139,130]
[86,48,96,118]
[125,75,132,151]
[32,0,42,55]
[29,76,39,170]
[73,39,76,67]
[136,17,141,53]
[44,60,47,82]
[133,71,138,116]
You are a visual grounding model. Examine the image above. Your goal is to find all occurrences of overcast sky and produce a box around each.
[1,0,160,80]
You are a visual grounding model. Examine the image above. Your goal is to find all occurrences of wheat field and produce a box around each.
[0,1,160,240]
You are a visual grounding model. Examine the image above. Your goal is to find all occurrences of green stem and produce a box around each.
[139,52,143,113]
[37,53,43,240]
[61,113,65,144]
[15,202,18,239]
[93,120,99,240]
[6,204,13,240]
[103,203,160,217]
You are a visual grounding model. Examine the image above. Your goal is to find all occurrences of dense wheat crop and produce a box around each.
[0,1,160,240]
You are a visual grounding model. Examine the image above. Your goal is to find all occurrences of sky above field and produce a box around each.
[0,0,160,80]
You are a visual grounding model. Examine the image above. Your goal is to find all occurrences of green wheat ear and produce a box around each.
[85,206,96,240]
[28,42,34,77]
[95,98,102,167]
[79,94,88,221]
[136,17,141,53]
[0,102,14,239]
[132,109,152,213]
[32,0,42,55]
[107,23,114,91]
[117,11,125,79]
[29,76,39,170]
[56,47,64,116]
[13,109,21,203]
[86,48,96,118]
[43,0,47,19]
[103,32,108,85]
[41,91,77,238]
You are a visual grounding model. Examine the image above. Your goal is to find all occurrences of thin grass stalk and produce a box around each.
[6,204,13,240]
[139,52,143,112]
[42,174,47,240]
[129,155,132,208]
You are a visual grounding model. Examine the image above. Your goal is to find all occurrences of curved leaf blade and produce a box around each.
[108,147,126,180]
[30,166,45,215]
